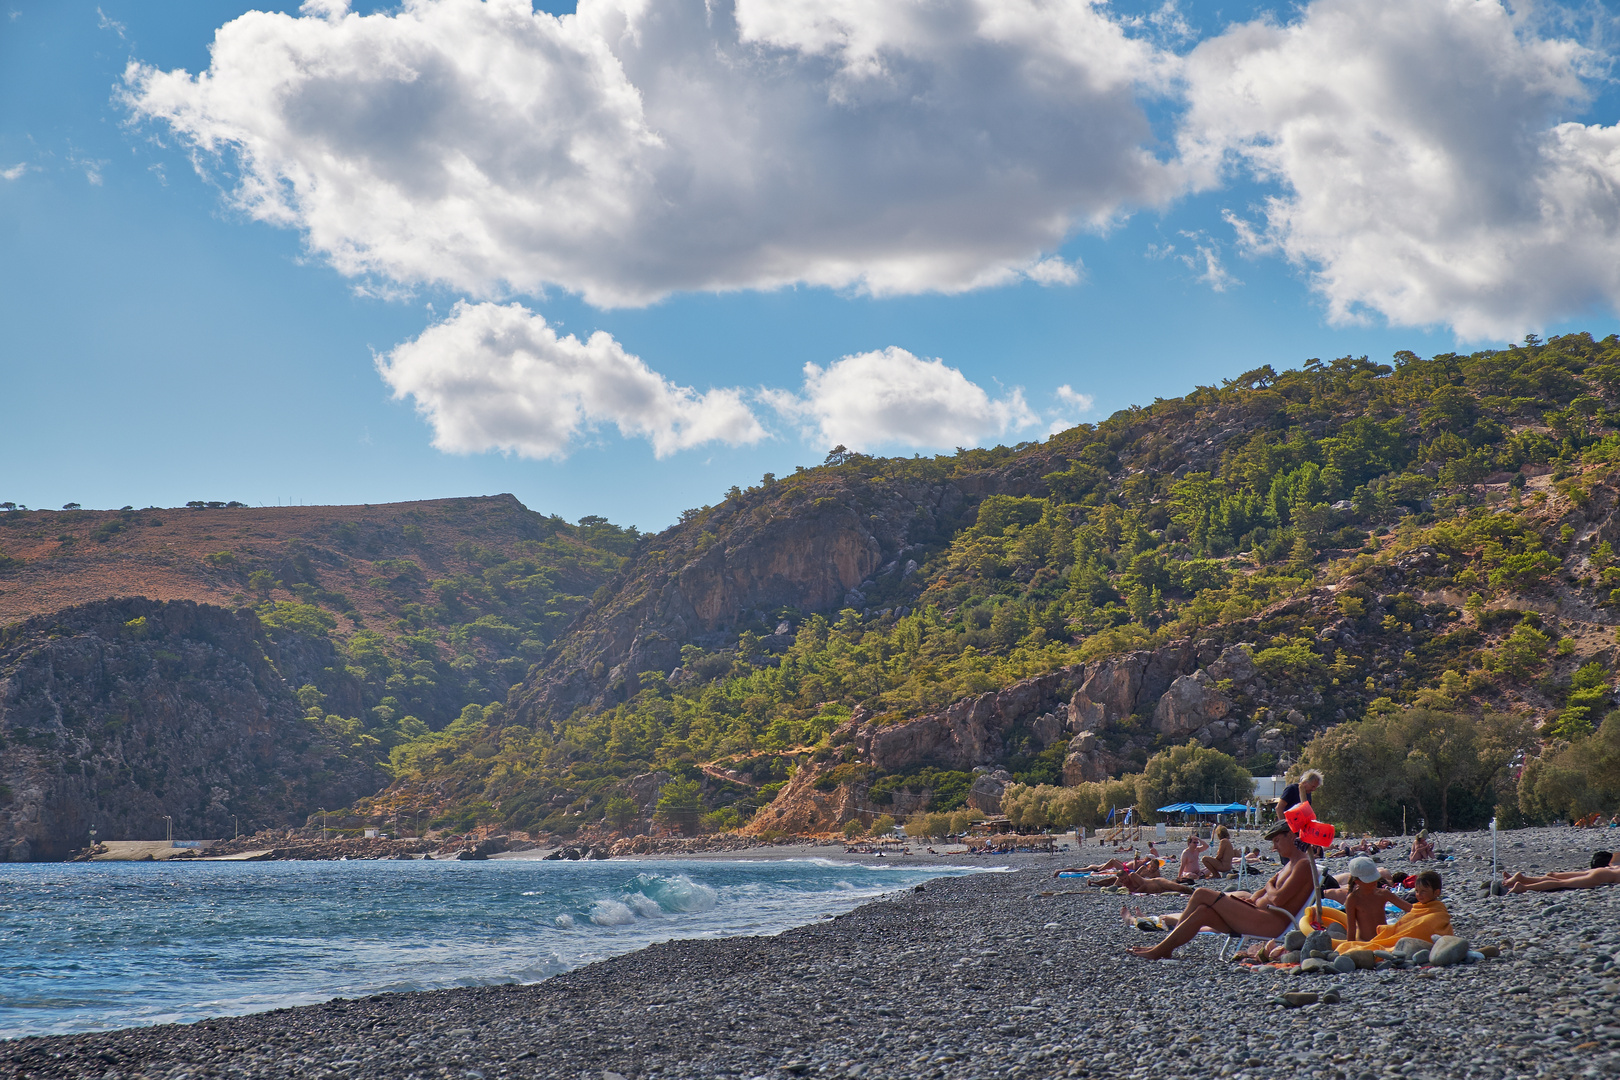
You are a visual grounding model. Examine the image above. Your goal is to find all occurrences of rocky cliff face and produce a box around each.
[514,469,1020,724]
[0,599,382,860]
[750,636,1285,833]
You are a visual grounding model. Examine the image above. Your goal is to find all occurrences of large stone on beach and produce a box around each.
[1284,930,1307,951]
[1429,936,1470,967]
[1331,953,1357,974]
[1393,937,1430,958]
[1344,950,1379,970]
[1300,957,1331,973]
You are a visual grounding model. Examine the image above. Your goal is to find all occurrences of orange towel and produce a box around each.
[1334,900,1453,954]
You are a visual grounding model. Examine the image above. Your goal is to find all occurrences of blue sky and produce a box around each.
[5,0,1620,530]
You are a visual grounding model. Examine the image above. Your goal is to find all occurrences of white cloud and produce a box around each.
[1055,384,1095,412]
[1025,257,1083,287]
[765,347,1037,452]
[1180,0,1620,338]
[1046,383,1096,434]
[96,7,126,40]
[377,301,766,459]
[122,0,1174,307]
[1,163,27,181]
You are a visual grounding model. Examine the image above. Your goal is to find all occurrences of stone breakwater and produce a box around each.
[3,827,1618,1080]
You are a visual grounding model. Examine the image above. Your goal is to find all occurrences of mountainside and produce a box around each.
[0,496,635,857]
[0,598,381,860]
[375,333,1620,840]
[10,334,1620,856]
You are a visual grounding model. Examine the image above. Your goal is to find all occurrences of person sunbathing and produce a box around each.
[1505,852,1620,892]
[1322,857,1410,942]
[1202,826,1236,878]
[1333,870,1450,954]
[1408,830,1435,860]
[1177,834,1209,883]
[1126,820,1315,961]
[1052,855,1137,877]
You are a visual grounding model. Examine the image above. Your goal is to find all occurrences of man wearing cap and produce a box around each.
[1126,819,1315,961]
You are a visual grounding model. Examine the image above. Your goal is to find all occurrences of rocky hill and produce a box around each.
[0,496,636,858]
[375,333,1620,840]
[10,334,1620,856]
[0,599,381,860]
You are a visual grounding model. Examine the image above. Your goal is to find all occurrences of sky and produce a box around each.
[5,0,1620,531]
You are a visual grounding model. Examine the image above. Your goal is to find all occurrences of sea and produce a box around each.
[0,856,986,1039]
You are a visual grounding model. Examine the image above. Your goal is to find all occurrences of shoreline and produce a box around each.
[4,826,1618,1078]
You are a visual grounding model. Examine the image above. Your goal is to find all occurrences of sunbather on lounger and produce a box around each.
[1126,820,1316,961]
[1201,826,1236,877]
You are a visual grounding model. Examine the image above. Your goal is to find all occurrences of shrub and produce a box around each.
[256,601,337,638]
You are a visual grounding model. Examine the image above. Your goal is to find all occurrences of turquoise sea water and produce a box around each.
[0,857,981,1039]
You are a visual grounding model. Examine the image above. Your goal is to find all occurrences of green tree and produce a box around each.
[1492,623,1550,680]
[604,795,639,831]
[1300,708,1536,831]
[1134,744,1254,820]
[1519,711,1620,823]
[654,779,704,836]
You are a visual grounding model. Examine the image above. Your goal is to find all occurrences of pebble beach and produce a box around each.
[3,826,1618,1080]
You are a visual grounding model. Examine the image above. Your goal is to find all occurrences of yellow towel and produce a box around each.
[1334,900,1453,954]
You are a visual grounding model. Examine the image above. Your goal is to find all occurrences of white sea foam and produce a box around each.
[588,899,637,926]
[637,873,718,913]
[554,913,575,928]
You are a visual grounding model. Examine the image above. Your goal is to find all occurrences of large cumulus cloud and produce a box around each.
[1179,0,1620,339]
[377,300,764,458]
[126,0,1169,307]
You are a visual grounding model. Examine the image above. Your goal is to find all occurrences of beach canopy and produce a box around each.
[1156,802,1256,814]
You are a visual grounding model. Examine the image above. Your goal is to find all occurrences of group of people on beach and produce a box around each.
[1076,766,1620,961]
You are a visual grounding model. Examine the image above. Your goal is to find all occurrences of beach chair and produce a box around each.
[1198,859,1320,961]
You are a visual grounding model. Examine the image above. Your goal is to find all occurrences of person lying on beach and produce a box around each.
[1409,831,1435,860]
[1322,857,1410,942]
[1333,871,1450,954]
[1052,855,1139,877]
[1202,826,1236,878]
[1177,834,1209,882]
[1504,853,1620,892]
[1125,820,1315,961]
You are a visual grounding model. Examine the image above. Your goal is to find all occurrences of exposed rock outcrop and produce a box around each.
[965,768,1014,813]
[1153,670,1232,738]
[850,645,1206,777]
[1062,731,1125,785]
[0,599,383,861]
